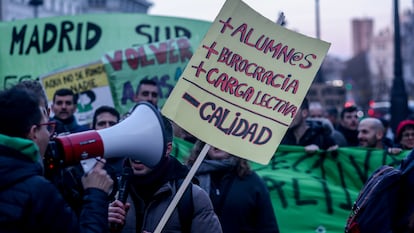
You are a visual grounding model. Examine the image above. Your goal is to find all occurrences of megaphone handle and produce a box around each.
[153,144,211,233]
[80,157,99,174]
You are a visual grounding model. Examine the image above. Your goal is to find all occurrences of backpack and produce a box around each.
[176,178,194,233]
[345,157,414,233]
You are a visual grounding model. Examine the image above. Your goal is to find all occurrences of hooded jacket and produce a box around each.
[0,134,108,233]
[121,156,222,233]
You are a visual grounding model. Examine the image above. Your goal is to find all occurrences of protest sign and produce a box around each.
[0,14,210,90]
[40,61,113,125]
[162,0,331,164]
[103,37,193,115]
[170,137,409,233]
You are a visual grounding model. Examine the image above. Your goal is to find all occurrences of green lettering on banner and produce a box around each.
[0,14,210,90]
[170,137,410,233]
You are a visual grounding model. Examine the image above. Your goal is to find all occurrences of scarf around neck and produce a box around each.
[0,133,41,163]
[196,158,237,194]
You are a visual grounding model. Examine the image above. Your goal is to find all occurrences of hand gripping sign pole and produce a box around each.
[153,144,210,233]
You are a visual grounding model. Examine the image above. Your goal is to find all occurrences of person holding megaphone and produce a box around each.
[107,116,222,233]
[0,86,114,233]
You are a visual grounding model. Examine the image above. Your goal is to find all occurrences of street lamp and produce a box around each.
[29,0,43,18]
[390,0,409,132]
[314,0,324,83]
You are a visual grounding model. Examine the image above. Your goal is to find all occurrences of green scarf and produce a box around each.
[0,134,41,162]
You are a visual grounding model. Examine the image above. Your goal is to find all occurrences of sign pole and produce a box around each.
[153,143,211,233]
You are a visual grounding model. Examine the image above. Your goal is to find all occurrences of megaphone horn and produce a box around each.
[46,102,166,169]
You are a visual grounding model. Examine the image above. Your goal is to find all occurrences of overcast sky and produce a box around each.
[148,0,413,60]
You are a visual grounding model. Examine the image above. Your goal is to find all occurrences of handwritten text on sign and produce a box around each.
[103,37,193,115]
[162,0,330,164]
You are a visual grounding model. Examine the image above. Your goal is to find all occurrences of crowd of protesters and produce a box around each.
[2,78,414,232]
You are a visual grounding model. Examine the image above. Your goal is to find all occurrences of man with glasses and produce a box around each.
[0,86,113,233]
[395,120,414,150]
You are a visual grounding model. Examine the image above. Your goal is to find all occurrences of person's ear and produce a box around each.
[165,142,173,157]
[302,109,309,118]
[377,130,384,140]
[26,125,38,140]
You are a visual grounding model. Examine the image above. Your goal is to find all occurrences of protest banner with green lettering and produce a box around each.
[0,14,210,90]
[102,37,194,115]
[171,137,410,233]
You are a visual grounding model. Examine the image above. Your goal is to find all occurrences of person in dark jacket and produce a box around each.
[337,106,360,146]
[281,98,337,152]
[0,86,113,233]
[187,140,280,233]
[108,116,222,233]
[51,88,89,134]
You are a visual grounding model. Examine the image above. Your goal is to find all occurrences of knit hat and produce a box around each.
[396,120,414,141]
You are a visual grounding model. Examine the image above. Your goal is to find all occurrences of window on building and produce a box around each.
[88,0,106,8]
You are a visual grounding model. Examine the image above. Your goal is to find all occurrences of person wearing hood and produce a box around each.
[0,86,114,233]
[108,116,222,233]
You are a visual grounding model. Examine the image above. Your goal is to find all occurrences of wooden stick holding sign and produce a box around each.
[154,9,289,233]
[153,143,211,233]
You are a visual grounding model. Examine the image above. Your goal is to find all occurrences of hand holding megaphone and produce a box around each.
[81,158,114,194]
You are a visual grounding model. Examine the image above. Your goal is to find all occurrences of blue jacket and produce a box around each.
[52,115,89,134]
[0,136,108,233]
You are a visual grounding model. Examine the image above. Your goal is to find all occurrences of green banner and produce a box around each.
[102,37,193,115]
[0,14,210,90]
[171,137,409,233]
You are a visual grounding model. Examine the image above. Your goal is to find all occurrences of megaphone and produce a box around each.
[44,102,166,172]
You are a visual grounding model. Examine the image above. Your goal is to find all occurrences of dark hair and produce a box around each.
[53,88,77,103]
[14,80,48,108]
[80,90,96,104]
[340,106,358,119]
[137,79,158,93]
[301,97,309,110]
[161,115,173,144]
[0,87,42,138]
[326,107,338,117]
[92,106,120,130]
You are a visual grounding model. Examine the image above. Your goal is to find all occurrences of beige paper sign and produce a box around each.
[162,0,330,164]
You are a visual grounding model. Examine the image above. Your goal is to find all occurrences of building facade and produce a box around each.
[0,0,152,21]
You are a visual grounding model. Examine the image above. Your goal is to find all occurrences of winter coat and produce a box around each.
[198,165,280,233]
[0,136,108,233]
[52,115,89,134]
[120,156,222,233]
[281,120,337,150]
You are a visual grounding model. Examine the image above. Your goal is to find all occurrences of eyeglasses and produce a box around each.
[38,121,56,136]
[402,132,414,138]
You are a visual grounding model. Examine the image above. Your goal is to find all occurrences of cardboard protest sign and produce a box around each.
[162,0,331,164]
[102,37,193,115]
[170,138,409,233]
[40,61,113,126]
[0,14,210,90]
